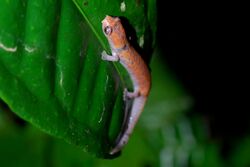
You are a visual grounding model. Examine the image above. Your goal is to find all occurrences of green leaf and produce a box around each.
[0,0,156,157]
[1,49,227,167]
[72,0,157,50]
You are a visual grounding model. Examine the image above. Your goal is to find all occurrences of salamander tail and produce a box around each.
[110,96,147,154]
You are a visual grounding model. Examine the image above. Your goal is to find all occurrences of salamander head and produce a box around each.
[102,15,128,50]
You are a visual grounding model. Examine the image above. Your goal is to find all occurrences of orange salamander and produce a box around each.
[101,15,151,154]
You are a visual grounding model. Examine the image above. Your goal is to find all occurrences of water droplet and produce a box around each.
[120,1,126,12]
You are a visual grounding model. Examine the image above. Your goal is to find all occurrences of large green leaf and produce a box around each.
[1,53,224,167]
[0,0,156,157]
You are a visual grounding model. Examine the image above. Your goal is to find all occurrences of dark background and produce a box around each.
[157,1,247,159]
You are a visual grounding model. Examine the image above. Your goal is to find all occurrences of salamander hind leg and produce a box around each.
[123,88,140,101]
[101,50,119,61]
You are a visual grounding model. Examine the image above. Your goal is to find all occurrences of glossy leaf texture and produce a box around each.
[0,0,156,158]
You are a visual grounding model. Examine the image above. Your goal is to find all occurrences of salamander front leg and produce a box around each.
[101,51,119,62]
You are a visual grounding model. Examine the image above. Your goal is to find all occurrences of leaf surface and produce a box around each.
[0,0,156,157]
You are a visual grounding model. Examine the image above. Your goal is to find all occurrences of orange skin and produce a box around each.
[101,15,151,154]
[102,16,151,97]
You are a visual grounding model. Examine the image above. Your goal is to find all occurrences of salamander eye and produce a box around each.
[104,26,112,35]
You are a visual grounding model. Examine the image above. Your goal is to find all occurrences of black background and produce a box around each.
[157,1,247,158]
